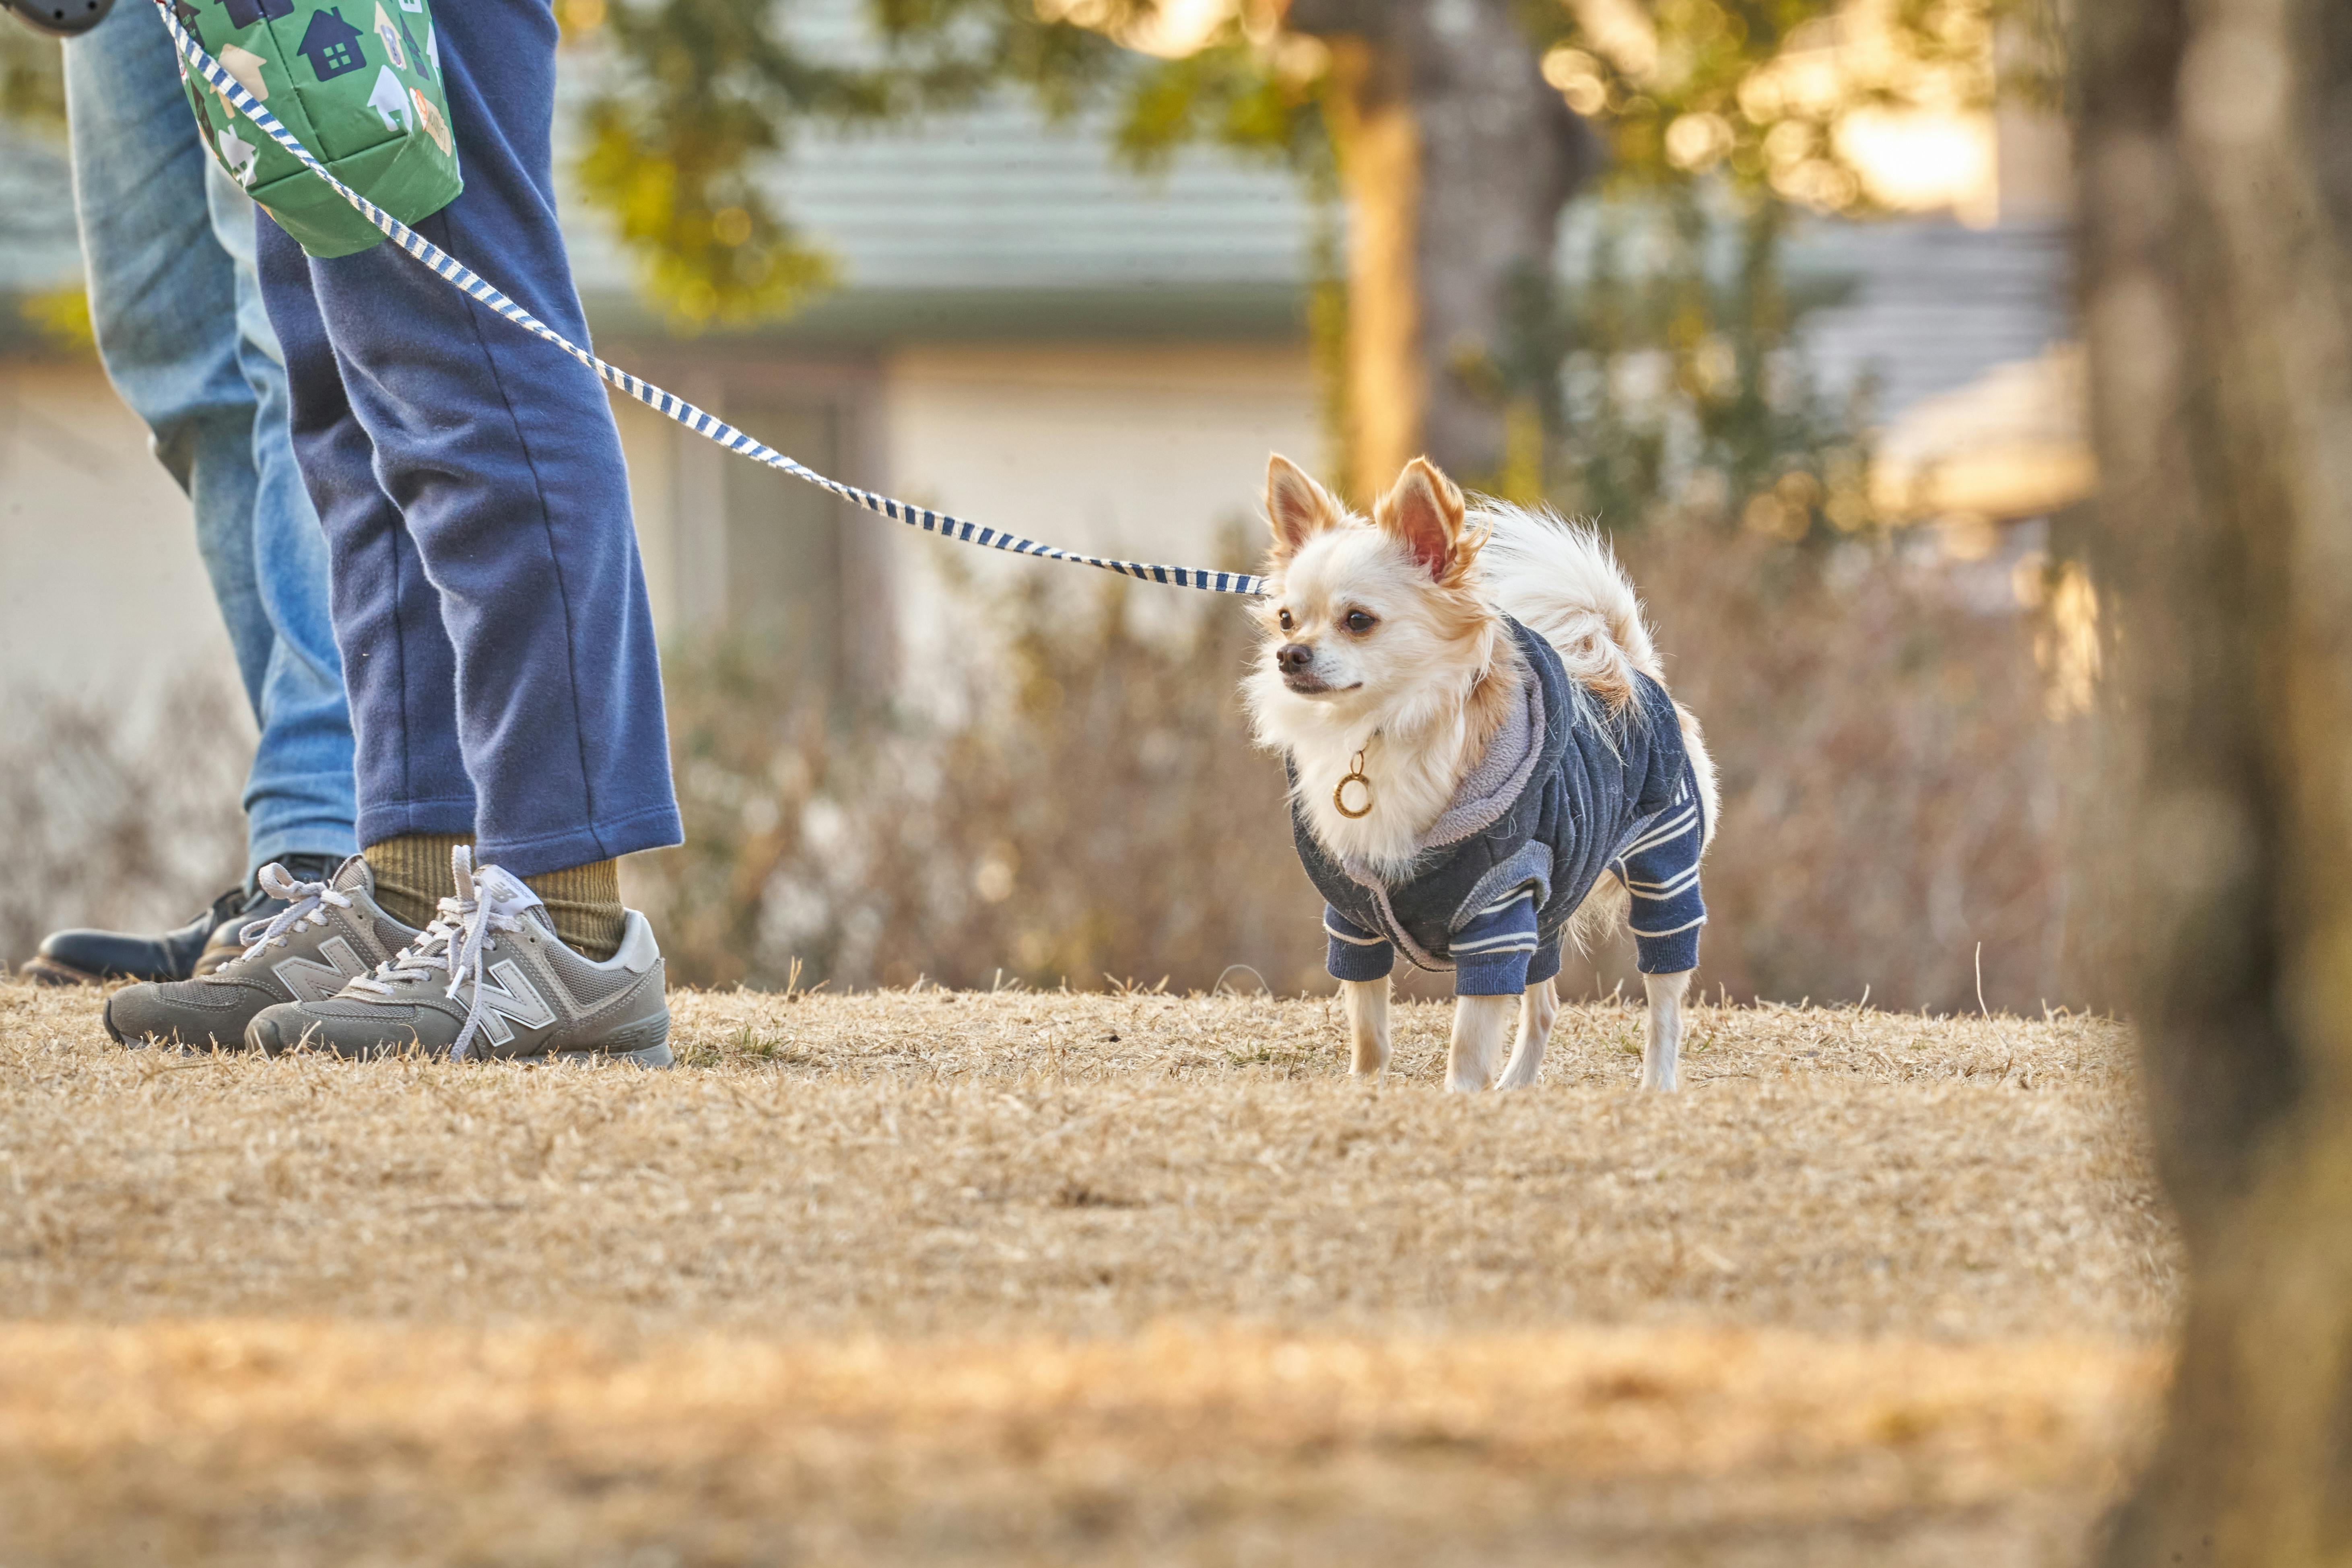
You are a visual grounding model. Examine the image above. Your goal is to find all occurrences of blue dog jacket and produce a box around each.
[1290,618,1707,996]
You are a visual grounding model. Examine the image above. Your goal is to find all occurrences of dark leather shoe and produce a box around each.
[22,854,342,986]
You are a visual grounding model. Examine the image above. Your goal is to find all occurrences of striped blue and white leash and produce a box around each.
[153,0,1268,599]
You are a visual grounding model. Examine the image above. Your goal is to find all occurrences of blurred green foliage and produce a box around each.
[19,283,96,355]
[570,0,893,327]
[573,0,2043,530]
[576,0,2041,325]
[1110,29,1323,171]
[1542,192,1875,538]
[569,0,1148,328]
[0,26,65,134]
[2,30,74,349]
[1530,0,1999,207]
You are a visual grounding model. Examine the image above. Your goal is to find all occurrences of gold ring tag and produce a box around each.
[1333,748,1373,818]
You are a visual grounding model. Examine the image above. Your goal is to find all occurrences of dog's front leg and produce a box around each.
[1341,977,1391,1078]
[1493,978,1559,1090]
[1447,994,1517,1092]
[1641,970,1692,1092]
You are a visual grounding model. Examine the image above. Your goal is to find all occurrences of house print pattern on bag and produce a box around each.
[371,2,405,68]
[217,122,259,185]
[295,7,364,81]
[171,0,462,257]
[218,41,269,99]
[365,64,406,130]
[409,86,450,155]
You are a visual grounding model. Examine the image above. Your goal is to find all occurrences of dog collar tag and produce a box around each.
[1334,748,1374,819]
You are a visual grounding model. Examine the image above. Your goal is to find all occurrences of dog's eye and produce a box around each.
[1278,608,1295,632]
[1344,610,1376,634]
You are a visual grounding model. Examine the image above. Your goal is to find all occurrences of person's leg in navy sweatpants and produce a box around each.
[251,0,682,1062]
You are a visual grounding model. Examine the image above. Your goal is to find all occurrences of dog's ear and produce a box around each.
[1375,457,1470,583]
[1266,454,1341,560]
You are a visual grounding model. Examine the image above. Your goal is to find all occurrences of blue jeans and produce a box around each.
[64,1,358,878]
[256,0,681,876]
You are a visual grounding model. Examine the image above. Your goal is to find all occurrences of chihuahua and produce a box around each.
[1247,454,1719,1092]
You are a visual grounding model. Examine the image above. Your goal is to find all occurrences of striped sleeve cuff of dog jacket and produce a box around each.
[1324,895,1566,993]
[1615,795,1707,975]
[1449,886,1544,995]
[1324,905,1395,982]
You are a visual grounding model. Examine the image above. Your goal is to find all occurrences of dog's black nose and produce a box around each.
[1276,643,1314,673]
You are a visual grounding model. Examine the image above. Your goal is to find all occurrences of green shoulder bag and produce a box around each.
[173,0,462,258]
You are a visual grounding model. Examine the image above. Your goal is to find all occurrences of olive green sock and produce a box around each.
[363,833,471,932]
[363,838,624,961]
[521,859,625,962]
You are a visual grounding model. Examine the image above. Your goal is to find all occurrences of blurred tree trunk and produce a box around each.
[1282,0,1588,501]
[2076,0,2352,1559]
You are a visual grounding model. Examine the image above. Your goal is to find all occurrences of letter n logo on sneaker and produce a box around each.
[471,961,558,1048]
[272,937,369,1004]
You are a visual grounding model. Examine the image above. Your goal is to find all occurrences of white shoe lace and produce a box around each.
[344,845,536,1061]
[236,862,355,959]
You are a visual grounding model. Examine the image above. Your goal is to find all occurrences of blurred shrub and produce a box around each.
[634,529,2099,1014]
[628,571,1328,996]
[0,25,64,135]
[0,558,2092,1014]
[18,285,95,357]
[0,680,249,969]
[0,554,2094,1013]
[1532,194,1877,540]
[1580,524,2101,1013]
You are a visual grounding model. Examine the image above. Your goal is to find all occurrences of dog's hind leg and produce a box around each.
[1342,977,1391,1079]
[1641,970,1692,1092]
[1447,993,1517,1092]
[1494,977,1559,1090]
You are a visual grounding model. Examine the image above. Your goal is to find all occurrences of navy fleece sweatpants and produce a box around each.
[254,0,680,878]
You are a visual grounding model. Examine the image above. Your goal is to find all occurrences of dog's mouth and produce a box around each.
[1280,668,1360,696]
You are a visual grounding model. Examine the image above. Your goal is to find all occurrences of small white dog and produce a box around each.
[1246,454,1719,1092]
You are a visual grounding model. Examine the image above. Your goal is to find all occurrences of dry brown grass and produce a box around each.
[0,981,2176,1565]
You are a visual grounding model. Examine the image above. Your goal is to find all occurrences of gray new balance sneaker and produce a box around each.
[243,848,672,1067]
[102,857,421,1049]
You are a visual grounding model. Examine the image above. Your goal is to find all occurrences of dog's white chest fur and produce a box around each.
[1286,709,1482,877]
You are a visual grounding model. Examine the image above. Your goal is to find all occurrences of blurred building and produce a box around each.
[565,21,1325,696]
[0,138,219,707]
[0,4,2084,713]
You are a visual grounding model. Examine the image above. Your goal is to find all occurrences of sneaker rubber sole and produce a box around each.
[99,993,249,1051]
[245,1010,674,1068]
[23,955,112,987]
[504,1012,674,1069]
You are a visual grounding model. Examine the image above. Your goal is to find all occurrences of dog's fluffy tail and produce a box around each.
[1473,501,1661,711]
[1476,499,1721,917]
